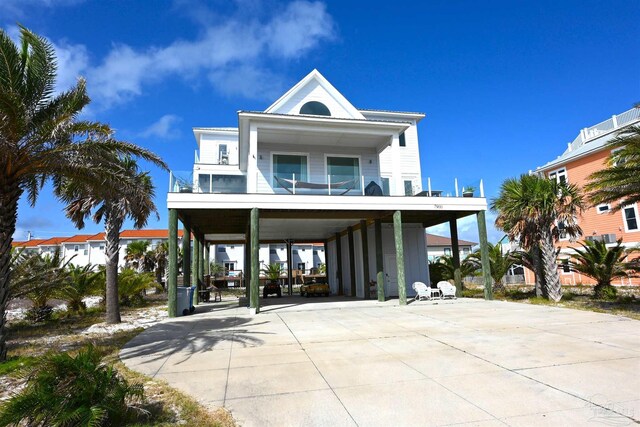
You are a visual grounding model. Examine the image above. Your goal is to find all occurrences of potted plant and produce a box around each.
[462,186,475,197]
[261,263,284,298]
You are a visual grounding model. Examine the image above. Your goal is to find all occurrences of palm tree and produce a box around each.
[125,240,150,272]
[0,26,165,360]
[469,242,516,293]
[567,239,640,299]
[61,264,103,313]
[10,248,72,322]
[492,174,585,301]
[428,255,480,286]
[153,241,169,287]
[58,156,165,324]
[585,123,640,211]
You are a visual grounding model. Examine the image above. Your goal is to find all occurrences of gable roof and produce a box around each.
[62,234,94,244]
[426,233,476,247]
[12,239,47,248]
[38,237,68,246]
[120,229,184,239]
[264,69,365,120]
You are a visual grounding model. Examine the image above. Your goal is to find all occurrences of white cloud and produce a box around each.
[47,1,336,107]
[52,41,89,94]
[0,0,83,18]
[140,115,182,140]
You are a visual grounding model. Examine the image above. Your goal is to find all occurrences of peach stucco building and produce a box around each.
[534,107,640,286]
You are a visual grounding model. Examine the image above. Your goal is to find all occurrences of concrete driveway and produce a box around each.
[121,297,640,426]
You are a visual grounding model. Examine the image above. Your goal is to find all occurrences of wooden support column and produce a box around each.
[393,210,407,305]
[348,226,356,296]
[360,220,370,299]
[167,209,178,317]
[191,231,200,306]
[198,233,205,302]
[286,240,293,295]
[449,216,462,295]
[244,225,251,301]
[335,232,343,295]
[204,243,210,276]
[477,210,493,300]
[182,218,191,287]
[250,208,260,313]
[375,219,385,302]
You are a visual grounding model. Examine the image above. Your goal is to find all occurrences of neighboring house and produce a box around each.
[12,229,184,269]
[426,233,476,261]
[167,69,490,310]
[212,243,326,275]
[534,107,640,286]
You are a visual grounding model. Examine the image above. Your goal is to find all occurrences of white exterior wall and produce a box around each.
[271,79,357,119]
[199,133,239,165]
[256,143,379,194]
[214,244,244,273]
[427,245,474,261]
[62,243,90,267]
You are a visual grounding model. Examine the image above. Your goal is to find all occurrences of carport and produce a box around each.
[166,193,494,315]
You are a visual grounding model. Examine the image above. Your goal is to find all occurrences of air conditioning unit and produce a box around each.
[585,236,595,242]
[602,233,617,244]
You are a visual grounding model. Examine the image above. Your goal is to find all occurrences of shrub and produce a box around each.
[60,264,104,313]
[594,284,618,301]
[0,344,145,426]
[118,269,161,307]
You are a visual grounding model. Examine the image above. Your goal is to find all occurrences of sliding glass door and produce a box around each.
[327,156,360,189]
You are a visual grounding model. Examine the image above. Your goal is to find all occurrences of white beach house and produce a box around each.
[166,70,493,314]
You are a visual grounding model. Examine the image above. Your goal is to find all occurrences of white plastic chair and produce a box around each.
[437,281,457,299]
[412,282,431,301]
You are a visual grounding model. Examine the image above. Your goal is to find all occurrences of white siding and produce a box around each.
[199,133,239,165]
[257,143,379,194]
[271,79,357,119]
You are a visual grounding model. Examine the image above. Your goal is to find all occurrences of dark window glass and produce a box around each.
[404,180,413,196]
[399,132,406,147]
[299,101,331,116]
[624,206,638,230]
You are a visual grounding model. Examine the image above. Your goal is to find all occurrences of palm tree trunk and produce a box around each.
[530,246,545,297]
[0,183,22,362]
[540,231,562,302]
[104,208,123,324]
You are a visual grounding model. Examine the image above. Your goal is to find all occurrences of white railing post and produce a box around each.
[328,174,331,196]
[169,171,173,192]
[612,114,618,128]
[454,178,459,197]
[480,179,485,198]
[361,175,365,195]
[428,177,432,196]
[292,173,296,195]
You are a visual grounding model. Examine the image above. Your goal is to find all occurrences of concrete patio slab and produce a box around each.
[121,297,640,426]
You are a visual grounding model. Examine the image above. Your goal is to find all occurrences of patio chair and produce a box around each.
[412,282,432,301]
[437,281,457,299]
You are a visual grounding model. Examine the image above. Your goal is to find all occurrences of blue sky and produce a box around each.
[3,0,639,244]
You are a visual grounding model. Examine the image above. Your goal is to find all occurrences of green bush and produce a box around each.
[594,284,618,301]
[0,344,145,426]
[118,269,161,307]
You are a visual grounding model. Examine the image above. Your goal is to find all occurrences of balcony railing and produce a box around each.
[169,170,485,198]
[568,107,640,151]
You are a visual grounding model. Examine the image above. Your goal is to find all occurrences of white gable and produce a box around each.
[265,70,365,120]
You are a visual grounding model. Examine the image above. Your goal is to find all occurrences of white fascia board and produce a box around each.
[168,193,488,212]
[360,110,426,123]
[264,69,365,119]
[238,112,410,134]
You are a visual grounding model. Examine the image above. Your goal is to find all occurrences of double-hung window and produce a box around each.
[549,168,567,185]
[327,156,360,189]
[622,204,639,232]
[273,154,308,187]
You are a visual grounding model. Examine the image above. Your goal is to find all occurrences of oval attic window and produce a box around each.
[299,101,331,116]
